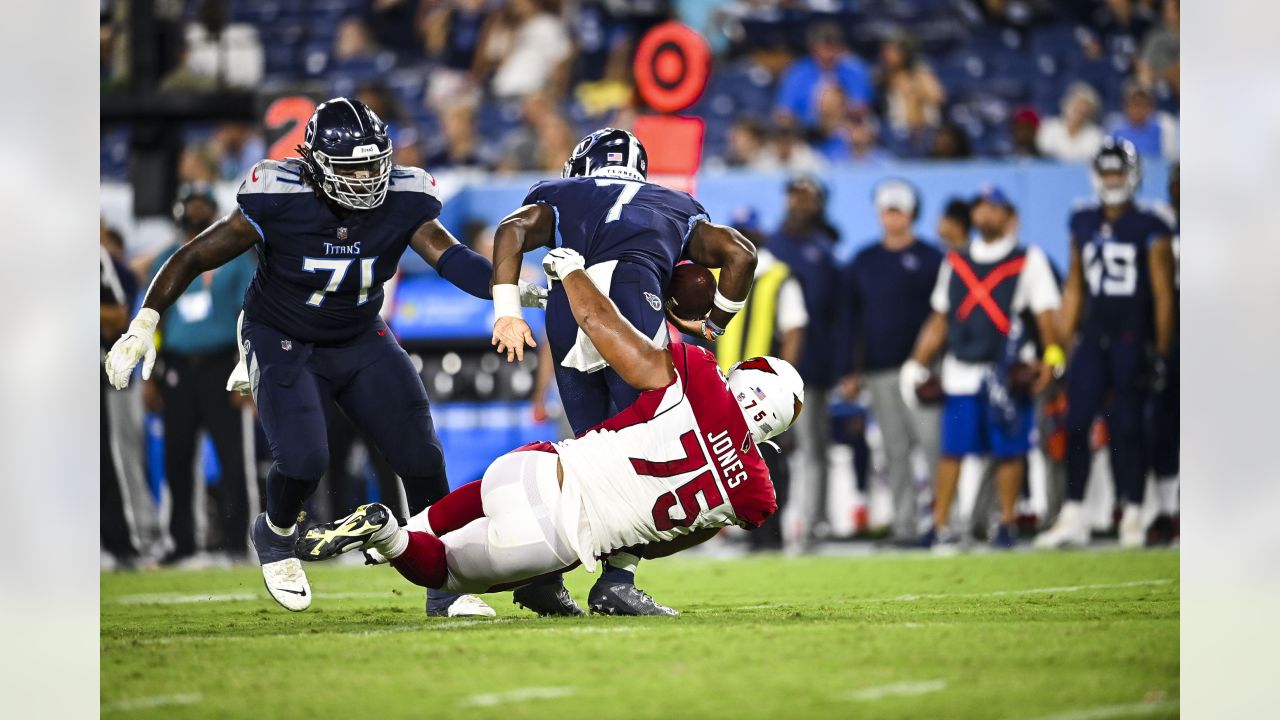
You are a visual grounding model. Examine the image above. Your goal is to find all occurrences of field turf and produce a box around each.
[102,549,1178,719]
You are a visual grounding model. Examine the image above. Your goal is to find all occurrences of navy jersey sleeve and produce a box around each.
[388,165,444,239]
[1140,210,1174,249]
[236,159,309,241]
[1067,206,1095,250]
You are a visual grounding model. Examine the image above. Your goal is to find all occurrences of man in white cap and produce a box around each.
[838,179,943,544]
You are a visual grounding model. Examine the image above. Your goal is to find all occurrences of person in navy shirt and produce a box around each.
[1035,138,1176,549]
[766,174,840,547]
[105,98,543,617]
[838,180,943,544]
[488,128,759,617]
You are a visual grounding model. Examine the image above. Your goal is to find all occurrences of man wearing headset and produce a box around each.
[838,179,943,545]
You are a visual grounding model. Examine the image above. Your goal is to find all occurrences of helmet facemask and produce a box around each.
[311,145,392,211]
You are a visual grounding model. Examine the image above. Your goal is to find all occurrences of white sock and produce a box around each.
[266,517,296,537]
[606,551,641,574]
[1056,501,1083,529]
[374,528,410,560]
[1156,476,1180,515]
[404,508,435,535]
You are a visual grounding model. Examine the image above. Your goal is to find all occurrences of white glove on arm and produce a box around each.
[541,247,586,282]
[898,358,930,409]
[518,280,548,309]
[105,308,160,390]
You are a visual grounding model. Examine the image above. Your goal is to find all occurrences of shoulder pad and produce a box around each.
[1137,200,1177,227]
[237,159,310,196]
[388,165,442,201]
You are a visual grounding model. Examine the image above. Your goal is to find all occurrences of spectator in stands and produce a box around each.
[356,82,406,128]
[767,175,841,548]
[367,0,419,56]
[1110,80,1178,160]
[147,184,257,567]
[848,111,891,165]
[725,118,780,170]
[177,145,219,184]
[420,0,490,112]
[477,0,572,100]
[393,127,426,169]
[722,206,809,552]
[937,197,973,252]
[207,122,265,181]
[1006,106,1042,158]
[332,16,381,70]
[1036,82,1106,163]
[839,180,943,545]
[875,32,945,139]
[1091,0,1155,72]
[774,22,873,131]
[772,124,827,173]
[1137,0,1179,99]
[426,104,490,169]
[928,122,972,160]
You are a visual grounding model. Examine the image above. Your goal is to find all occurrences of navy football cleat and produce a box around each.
[588,582,678,617]
[513,576,585,617]
[294,503,395,562]
[250,513,311,612]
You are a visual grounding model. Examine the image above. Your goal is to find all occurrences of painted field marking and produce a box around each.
[112,590,397,605]
[102,692,202,713]
[844,679,948,702]
[1026,699,1179,720]
[890,579,1174,602]
[463,686,576,707]
[123,619,510,646]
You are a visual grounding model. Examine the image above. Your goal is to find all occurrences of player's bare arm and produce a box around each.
[407,217,468,267]
[909,311,948,366]
[547,248,676,392]
[1148,237,1176,357]
[1058,244,1085,345]
[489,204,556,362]
[144,209,260,314]
[683,220,758,339]
[103,209,259,389]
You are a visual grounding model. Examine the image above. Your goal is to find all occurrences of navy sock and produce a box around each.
[599,547,642,584]
[265,464,317,529]
[600,565,635,584]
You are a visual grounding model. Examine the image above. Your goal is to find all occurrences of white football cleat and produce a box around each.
[261,557,312,612]
[250,513,311,612]
[1034,502,1089,549]
[1118,504,1145,549]
[440,594,496,617]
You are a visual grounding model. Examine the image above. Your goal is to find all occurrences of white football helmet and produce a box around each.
[726,356,805,444]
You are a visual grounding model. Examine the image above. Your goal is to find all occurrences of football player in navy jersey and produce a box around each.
[488,128,758,616]
[105,98,543,615]
[1035,138,1177,549]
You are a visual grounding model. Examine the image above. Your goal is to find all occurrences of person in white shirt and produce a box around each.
[484,0,572,100]
[900,186,1064,549]
[1036,82,1106,163]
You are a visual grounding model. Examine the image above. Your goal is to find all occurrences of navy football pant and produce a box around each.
[1150,337,1179,479]
[1065,331,1148,505]
[245,318,448,529]
[546,262,668,436]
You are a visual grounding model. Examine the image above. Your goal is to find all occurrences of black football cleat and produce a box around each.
[1146,514,1179,547]
[588,582,678,616]
[513,576,585,617]
[294,503,396,562]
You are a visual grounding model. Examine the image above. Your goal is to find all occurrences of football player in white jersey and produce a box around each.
[294,248,804,596]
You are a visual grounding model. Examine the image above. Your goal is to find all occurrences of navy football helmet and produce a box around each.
[301,98,393,210]
[1091,137,1141,207]
[563,128,648,182]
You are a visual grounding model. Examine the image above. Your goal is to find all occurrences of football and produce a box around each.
[666,262,716,320]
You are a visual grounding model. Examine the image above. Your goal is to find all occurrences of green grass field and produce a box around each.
[101,549,1178,719]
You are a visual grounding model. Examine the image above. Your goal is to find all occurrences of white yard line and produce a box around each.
[111,591,397,605]
[1026,700,1179,720]
[102,692,202,713]
[732,579,1174,610]
[844,679,948,702]
[462,686,576,707]
[125,619,510,646]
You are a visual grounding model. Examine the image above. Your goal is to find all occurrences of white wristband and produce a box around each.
[713,289,746,315]
[492,284,523,320]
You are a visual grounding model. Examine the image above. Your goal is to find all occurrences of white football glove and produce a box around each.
[518,280,548,309]
[104,308,160,390]
[899,358,930,409]
[541,247,586,281]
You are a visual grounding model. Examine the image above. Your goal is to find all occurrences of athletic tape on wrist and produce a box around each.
[492,284,523,320]
[713,289,746,314]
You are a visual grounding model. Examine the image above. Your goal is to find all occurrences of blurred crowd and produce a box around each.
[101,0,1179,181]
